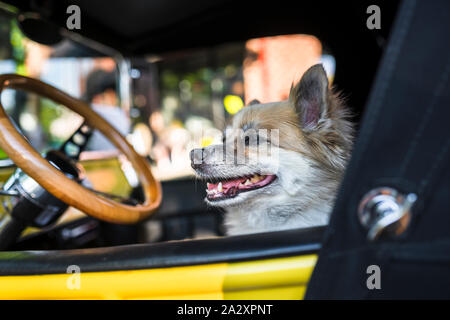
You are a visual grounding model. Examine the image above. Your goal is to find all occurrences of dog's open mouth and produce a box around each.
[206,174,277,201]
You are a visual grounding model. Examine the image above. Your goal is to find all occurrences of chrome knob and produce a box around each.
[358,187,417,241]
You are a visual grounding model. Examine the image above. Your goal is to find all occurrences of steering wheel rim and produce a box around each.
[0,74,162,224]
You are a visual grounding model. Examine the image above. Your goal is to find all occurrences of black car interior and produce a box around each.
[0,0,405,275]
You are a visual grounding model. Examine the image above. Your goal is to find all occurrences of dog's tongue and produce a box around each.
[206,175,277,200]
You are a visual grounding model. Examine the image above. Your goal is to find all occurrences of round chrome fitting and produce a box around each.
[358,187,417,241]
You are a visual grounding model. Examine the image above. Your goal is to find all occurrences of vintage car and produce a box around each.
[0,0,448,300]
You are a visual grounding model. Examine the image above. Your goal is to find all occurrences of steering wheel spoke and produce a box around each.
[59,122,94,160]
[0,189,20,197]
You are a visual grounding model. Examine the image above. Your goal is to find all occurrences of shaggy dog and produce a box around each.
[190,64,353,235]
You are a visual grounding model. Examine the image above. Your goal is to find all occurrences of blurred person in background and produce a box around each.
[149,111,171,169]
[83,69,130,151]
[149,110,191,177]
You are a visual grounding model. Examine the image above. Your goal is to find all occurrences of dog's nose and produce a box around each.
[190,148,204,169]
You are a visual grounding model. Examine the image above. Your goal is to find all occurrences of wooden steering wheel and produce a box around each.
[0,74,162,224]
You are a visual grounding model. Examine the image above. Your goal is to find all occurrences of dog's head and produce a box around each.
[190,64,353,212]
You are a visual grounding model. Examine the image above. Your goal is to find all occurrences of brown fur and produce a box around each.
[232,89,352,179]
[190,64,354,235]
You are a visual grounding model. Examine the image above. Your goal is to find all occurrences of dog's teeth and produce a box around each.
[244,179,252,186]
[218,182,223,192]
[207,183,211,188]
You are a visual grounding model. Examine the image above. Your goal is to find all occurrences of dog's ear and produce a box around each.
[290,64,329,130]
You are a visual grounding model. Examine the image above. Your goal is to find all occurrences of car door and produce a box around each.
[305,0,450,299]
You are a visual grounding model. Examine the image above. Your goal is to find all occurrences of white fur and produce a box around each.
[201,147,338,235]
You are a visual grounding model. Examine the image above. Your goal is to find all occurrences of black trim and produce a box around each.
[306,0,450,299]
[0,226,323,276]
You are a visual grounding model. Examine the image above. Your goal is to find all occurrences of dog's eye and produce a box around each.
[244,135,259,146]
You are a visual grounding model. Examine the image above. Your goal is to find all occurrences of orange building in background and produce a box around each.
[243,34,322,104]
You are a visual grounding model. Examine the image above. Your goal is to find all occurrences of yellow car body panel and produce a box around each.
[0,255,316,299]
